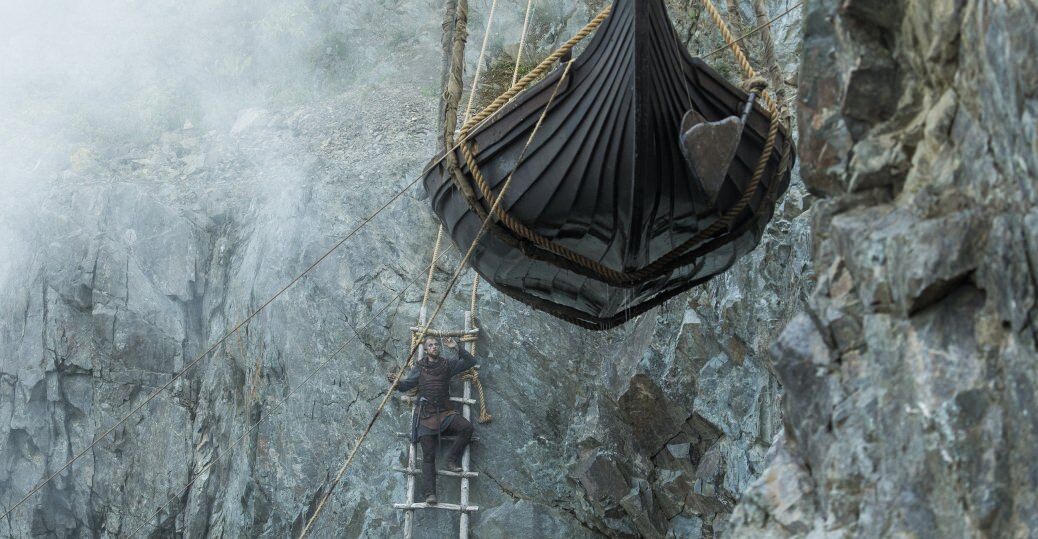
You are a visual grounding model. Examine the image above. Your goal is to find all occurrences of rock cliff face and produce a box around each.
[0,1,813,537]
[728,0,1038,536]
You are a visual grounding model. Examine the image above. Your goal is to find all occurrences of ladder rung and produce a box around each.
[394,502,478,512]
[392,466,478,478]
[396,395,477,405]
[409,327,480,337]
[396,432,479,442]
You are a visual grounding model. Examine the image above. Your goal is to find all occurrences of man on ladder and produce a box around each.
[388,336,476,504]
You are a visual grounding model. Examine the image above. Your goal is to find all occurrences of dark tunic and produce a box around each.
[395,347,478,440]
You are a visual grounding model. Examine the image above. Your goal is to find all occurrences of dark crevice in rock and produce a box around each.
[481,469,521,503]
[908,271,975,316]
[558,505,611,538]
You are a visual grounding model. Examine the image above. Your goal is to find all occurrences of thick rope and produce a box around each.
[418,226,445,317]
[442,0,469,150]
[459,6,611,136]
[436,0,460,146]
[461,369,492,423]
[703,3,801,60]
[447,0,791,289]
[299,61,573,538]
[456,0,569,425]
[701,0,775,110]
[452,0,491,422]
[751,0,784,101]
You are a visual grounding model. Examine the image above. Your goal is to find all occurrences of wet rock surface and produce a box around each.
[728,0,1038,536]
[0,1,810,537]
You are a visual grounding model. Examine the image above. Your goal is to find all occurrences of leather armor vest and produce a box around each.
[417,356,451,411]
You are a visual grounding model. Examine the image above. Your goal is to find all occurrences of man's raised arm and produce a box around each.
[442,337,478,375]
[389,364,420,392]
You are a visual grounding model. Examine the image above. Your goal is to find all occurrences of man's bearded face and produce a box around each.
[424,337,440,358]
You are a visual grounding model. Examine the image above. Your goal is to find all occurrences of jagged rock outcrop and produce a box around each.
[0,1,808,537]
[728,0,1038,536]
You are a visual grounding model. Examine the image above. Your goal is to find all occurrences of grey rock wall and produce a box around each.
[728,0,1038,537]
[0,1,807,537]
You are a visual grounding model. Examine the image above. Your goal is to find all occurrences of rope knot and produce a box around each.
[462,367,493,424]
[741,76,768,94]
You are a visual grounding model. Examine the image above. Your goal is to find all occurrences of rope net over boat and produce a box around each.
[422,0,796,330]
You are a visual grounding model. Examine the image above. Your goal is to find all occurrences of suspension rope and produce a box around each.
[299,61,574,539]
[0,47,533,519]
[700,0,775,110]
[750,0,784,99]
[440,0,468,149]
[457,0,536,425]
[447,0,793,291]
[512,0,535,85]
[8,2,802,528]
[127,249,455,538]
[459,6,610,137]
[418,226,444,315]
[462,0,500,122]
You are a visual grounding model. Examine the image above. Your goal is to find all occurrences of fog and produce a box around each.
[0,1,446,532]
[5,1,329,179]
[4,1,446,194]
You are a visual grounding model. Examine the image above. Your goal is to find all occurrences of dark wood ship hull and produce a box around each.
[422,0,794,329]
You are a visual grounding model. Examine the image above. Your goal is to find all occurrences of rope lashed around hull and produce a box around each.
[443,1,788,309]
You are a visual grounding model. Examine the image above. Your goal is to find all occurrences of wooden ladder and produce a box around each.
[394,307,480,539]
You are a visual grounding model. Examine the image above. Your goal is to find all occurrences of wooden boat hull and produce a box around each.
[422,0,794,329]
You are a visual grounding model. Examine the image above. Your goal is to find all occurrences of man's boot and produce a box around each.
[444,459,463,473]
[421,459,437,504]
[444,420,473,473]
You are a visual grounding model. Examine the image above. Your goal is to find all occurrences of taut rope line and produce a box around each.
[512,0,535,85]
[447,0,790,295]
[462,0,500,121]
[299,60,575,539]
[418,226,445,318]
[126,249,455,538]
[459,6,610,136]
[702,1,802,59]
[0,71,530,523]
[0,173,424,524]
[458,0,532,425]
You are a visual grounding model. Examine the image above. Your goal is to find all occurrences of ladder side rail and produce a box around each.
[459,311,474,539]
[403,306,428,539]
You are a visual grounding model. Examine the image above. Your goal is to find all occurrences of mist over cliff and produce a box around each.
[3,0,1034,538]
